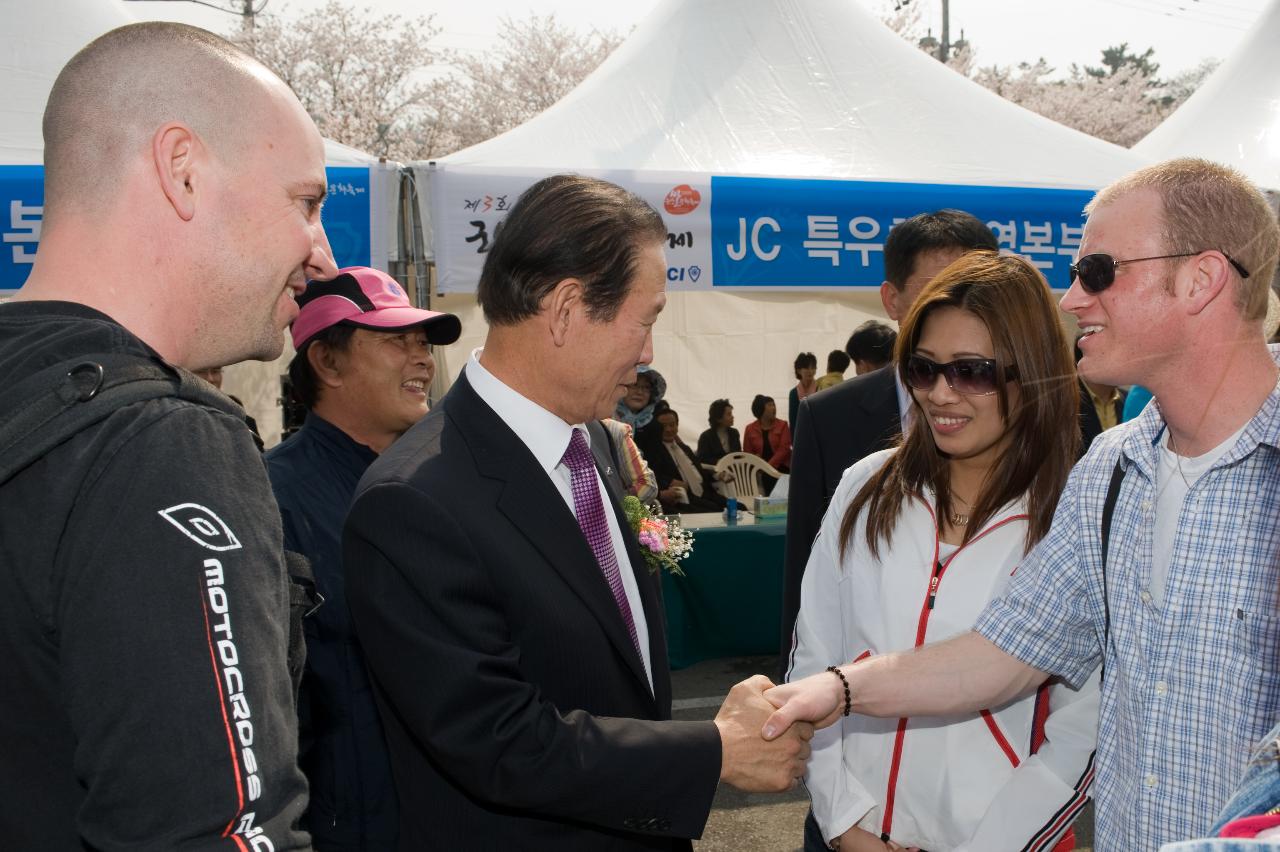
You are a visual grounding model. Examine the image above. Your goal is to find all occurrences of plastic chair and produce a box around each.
[712,452,781,502]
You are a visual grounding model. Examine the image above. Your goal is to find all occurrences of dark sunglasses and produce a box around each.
[1070,251,1250,294]
[905,355,1017,396]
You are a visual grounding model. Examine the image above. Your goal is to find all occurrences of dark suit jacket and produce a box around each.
[343,375,721,851]
[640,432,725,514]
[694,427,740,467]
[1078,379,1128,456]
[780,365,901,680]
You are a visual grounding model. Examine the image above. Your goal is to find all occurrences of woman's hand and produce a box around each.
[838,824,903,851]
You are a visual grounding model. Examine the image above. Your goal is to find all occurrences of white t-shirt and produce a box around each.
[1149,423,1246,607]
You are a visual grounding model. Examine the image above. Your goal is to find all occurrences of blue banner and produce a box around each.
[710,176,1096,289]
[0,166,44,291]
[324,166,372,269]
[1,164,372,291]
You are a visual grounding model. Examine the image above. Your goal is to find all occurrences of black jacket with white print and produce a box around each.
[0,300,309,851]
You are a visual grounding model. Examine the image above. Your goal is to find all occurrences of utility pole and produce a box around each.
[939,0,950,63]
[913,1,957,64]
[123,0,262,29]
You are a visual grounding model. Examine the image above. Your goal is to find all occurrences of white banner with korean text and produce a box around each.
[418,163,1098,293]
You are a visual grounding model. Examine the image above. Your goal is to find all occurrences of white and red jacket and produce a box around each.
[788,449,1099,852]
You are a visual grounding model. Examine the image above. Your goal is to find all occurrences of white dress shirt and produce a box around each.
[465,351,653,690]
[663,440,704,497]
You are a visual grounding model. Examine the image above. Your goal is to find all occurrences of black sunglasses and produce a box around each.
[905,355,1017,396]
[1070,251,1250,294]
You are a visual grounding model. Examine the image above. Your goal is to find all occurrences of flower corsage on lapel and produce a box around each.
[622,496,693,576]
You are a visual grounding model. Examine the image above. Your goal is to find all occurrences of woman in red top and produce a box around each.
[743,393,791,473]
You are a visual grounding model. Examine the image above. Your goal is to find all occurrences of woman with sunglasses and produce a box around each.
[789,252,1099,852]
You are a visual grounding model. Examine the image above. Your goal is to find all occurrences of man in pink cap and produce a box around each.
[265,266,460,851]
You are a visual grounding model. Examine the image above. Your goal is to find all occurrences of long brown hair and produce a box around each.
[839,251,1079,559]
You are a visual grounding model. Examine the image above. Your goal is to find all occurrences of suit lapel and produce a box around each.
[449,379,654,699]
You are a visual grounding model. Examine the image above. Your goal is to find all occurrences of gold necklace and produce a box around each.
[949,493,972,527]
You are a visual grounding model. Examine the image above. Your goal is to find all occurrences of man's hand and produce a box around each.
[760,670,844,740]
[714,675,813,792]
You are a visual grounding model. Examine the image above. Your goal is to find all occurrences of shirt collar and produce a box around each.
[465,349,587,475]
[1085,384,1120,407]
[298,412,379,468]
[1119,344,1280,473]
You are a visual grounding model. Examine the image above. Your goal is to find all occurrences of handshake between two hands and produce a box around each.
[712,670,845,793]
[715,671,921,851]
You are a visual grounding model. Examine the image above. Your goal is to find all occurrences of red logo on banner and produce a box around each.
[664,185,701,215]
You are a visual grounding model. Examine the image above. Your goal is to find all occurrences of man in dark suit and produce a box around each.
[641,407,726,514]
[344,175,812,851]
[781,210,1001,683]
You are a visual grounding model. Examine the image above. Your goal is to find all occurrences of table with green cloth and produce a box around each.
[661,512,787,670]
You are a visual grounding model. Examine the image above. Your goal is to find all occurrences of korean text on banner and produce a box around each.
[426,166,712,294]
[1,166,43,291]
[710,176,1095,289]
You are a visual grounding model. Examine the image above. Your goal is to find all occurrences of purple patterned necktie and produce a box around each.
[561,429,642,661]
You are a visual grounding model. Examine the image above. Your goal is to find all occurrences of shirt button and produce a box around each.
[1140,591,1153,604]
[1155,681,1168,696]
[1145,774,1159,788]
[1140,500,1153,512]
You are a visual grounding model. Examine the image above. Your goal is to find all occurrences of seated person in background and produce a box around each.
[743,394,791,473]
[614,364,667,447]
[789,351,818,428]
[846,320,897,376]
[600,417,659,504]
[696,398,741,466]
[1075,334,1127,454]
[815,350,850,391]
[643,407,726,514]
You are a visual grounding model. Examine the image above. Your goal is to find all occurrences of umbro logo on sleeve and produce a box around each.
[157,503,243,552]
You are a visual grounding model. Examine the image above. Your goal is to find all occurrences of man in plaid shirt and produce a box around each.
[762,158,1280,850]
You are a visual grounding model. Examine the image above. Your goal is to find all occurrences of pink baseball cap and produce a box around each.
[291,266,461,351]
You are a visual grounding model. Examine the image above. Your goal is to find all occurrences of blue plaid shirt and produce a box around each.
[975,371,1280,851]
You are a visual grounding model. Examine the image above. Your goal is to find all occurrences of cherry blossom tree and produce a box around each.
[881,5,1213,148]
[230,4,622,160]
[232,2,455,160]
[442,15,624,152]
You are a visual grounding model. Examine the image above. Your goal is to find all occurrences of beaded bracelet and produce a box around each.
[826,665,852,717]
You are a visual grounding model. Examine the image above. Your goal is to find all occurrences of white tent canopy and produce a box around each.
[0,0,140,165]
[1134,0,1280,192]
[439,0,1144,185]
[418,0,1148,441]
[0,0,385,167]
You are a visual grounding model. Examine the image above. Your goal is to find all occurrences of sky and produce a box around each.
[123,0,1273,78]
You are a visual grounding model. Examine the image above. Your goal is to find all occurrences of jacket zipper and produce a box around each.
[879,509,1028,843]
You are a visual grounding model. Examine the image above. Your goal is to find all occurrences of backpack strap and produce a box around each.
[0,352,244,486]
[1099,459,1126,684]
